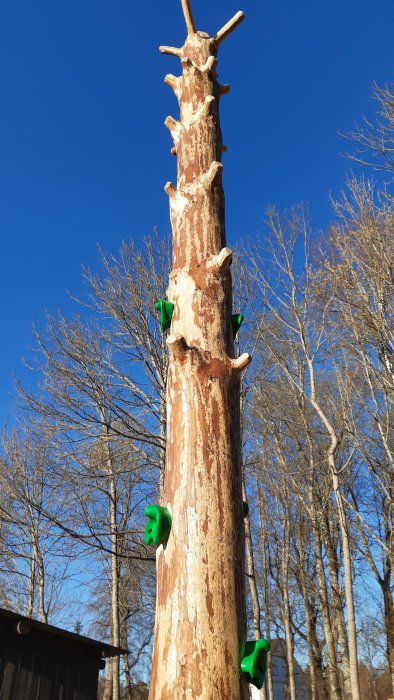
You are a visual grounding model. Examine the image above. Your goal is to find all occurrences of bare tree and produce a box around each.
[246,207,361,699]
[17,287,161,696]
[0,428,73,622]
[320,178,394,695]
[344,81,394,183]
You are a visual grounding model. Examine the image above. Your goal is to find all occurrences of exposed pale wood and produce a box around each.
[196,94,215,121]
[181,0,196,36]
[214,11,245,45]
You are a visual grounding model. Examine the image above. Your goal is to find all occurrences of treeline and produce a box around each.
[0,85,393,700]
[242,178,393,700]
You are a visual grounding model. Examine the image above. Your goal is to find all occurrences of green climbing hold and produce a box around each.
[144,505,172,546]
[243,501,249,518]
[232,313,244,338]
[155,298,174,332]
[240,638,270,689]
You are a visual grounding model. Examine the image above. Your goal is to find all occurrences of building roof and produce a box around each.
[0,607,127,657]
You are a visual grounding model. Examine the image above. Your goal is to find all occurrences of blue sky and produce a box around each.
[1,0,394,424]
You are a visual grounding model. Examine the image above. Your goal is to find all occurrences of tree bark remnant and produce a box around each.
[149,4,250,699]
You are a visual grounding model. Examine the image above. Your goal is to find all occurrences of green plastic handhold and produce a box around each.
[240,639,270,690]
[243,501,249,518]
[144,505,172,546]
[155,298,174,332]
[232,313,244,338]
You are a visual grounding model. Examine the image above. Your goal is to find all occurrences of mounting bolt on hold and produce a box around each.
[155,298,174,332]
[144,505,172,546]
[240,639,270,689]
[232,313,244,338]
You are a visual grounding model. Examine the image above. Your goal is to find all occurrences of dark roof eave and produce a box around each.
[0,607,128,657]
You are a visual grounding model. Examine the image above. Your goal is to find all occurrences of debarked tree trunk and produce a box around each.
[149,3,250,698]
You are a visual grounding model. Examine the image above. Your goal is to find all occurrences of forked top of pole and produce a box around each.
[160,0,245,55]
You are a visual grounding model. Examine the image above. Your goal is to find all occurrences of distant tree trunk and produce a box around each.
[109,471,120,700]
[27,534,36,618]
[383,578,394,695]
[305,357,360,700]
[103,660,113,700]
[256,483,274,700]
[310,498,342,700]
[243,477,266,700]
[34,542,48,623]
[320,513,352,699]
[100,419,121,700]
[296,520,318,700]
[149,3,250,698]
[281,500,296,700]
[159,392,167,495]
[243,478,262,641]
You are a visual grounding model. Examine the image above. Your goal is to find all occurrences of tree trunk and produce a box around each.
[256,483,274,700]
[103,660,113,700]
[296,521,318,700]
[27,535,35,618]
[110,473,120,700]
[320,514,351,699]
[101,421,121,700]
[330,469,359,700]
[306,357,360,700]
[34,541,47,623]
[244,477,266,700]
[310,501,342,700]
[243,478,262,642]
[383,579,394,695]
[282,502,296,700]
[149,4,249,699]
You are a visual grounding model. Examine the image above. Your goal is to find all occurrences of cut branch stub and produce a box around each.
[164,73,178,89]
[204,160,223,187]
[164,115,182,145]
[164,181,177,198]
[231,353,252,373]
[198,55,217,74]
[159,45,182,57]
[207,247,233,273]
[220,84,231,96]
[164,74,181,99]
[166,333,189,361]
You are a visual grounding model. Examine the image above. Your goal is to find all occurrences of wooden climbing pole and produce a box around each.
[149,2,252,697]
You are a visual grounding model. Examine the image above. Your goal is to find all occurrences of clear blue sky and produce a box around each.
[1,0,394,423]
